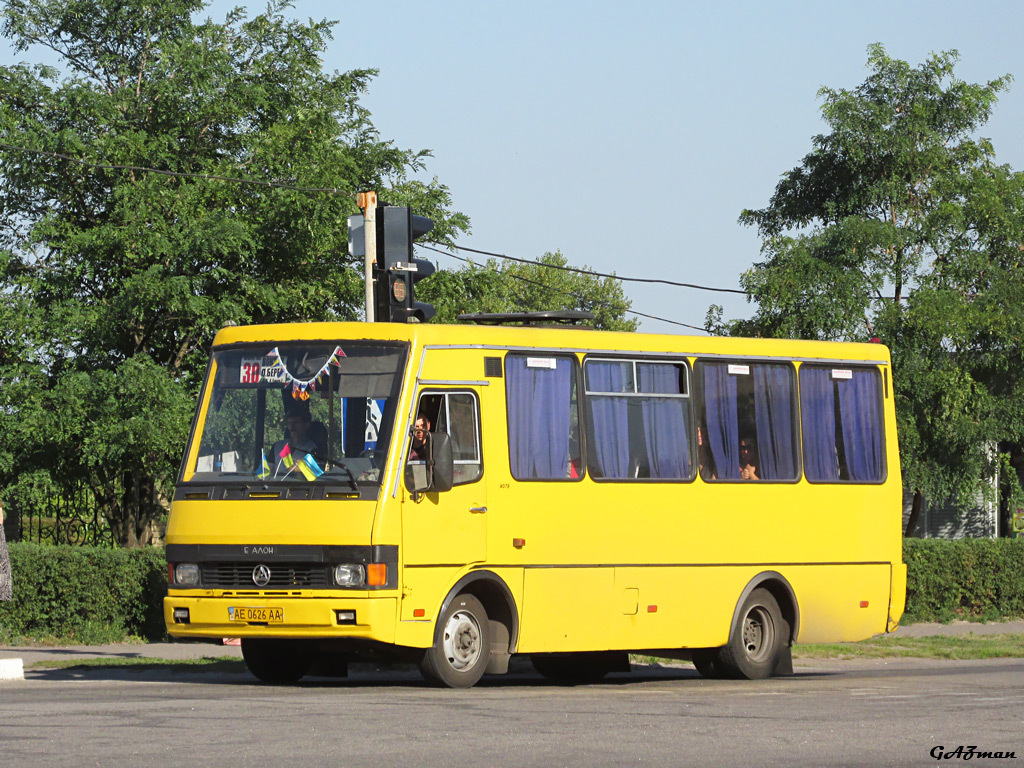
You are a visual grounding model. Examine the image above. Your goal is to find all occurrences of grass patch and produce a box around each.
[632,634,1024,666]
[793,634,1024,660]
[1,632,149,647]
[28,655,245,671]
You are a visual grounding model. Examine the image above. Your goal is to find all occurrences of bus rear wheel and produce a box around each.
[241,638,311,684]
[716,588,785,680]
[420,593,490,688]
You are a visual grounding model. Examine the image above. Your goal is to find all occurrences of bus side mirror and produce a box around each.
[408,432,454,494]
[428,432,454,492]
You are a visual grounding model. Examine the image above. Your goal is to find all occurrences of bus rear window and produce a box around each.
[800,365,885,483]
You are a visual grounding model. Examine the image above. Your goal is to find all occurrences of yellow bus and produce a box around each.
[164,316,907,687]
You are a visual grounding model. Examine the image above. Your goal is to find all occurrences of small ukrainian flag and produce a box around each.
[257,450,271,480]
[297,454,324,482]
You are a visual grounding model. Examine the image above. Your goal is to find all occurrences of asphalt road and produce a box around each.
[1,657,1022,768]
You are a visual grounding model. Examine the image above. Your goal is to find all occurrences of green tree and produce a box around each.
[420,251,639,332]
[722,44,1024,534]
[0,0,468,544]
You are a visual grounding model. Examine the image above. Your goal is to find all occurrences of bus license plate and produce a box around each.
[228,607,284,623]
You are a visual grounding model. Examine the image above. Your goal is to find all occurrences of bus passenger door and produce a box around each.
[401,389,487,568]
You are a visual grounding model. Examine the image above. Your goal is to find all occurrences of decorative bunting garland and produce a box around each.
[265,346,346,400]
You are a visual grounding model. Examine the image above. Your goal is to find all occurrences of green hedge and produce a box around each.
[0,543,167,643]
[903,538,1024,623]
[0,540,1022,643]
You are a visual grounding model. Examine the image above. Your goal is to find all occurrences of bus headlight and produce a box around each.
[333,564,366,587]
[174,563,200,586]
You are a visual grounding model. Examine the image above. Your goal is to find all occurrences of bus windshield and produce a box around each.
[186,341,408,488]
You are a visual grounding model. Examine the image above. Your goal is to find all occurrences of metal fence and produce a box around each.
[4,484,116,548]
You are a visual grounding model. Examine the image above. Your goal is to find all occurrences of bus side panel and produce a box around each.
[612,566,740,650]
[787,564,891,643]
[517,568,615,653]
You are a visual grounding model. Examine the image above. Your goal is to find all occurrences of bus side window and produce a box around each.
[696,360,799,482]
[505,354,580,481]
[448,393,482,485]
[407,391,482,487]
[583,358,693,481]
[800,366,885,483]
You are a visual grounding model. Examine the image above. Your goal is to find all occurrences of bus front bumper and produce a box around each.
[164,594,397,642]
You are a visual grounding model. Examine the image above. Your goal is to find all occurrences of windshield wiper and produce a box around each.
[330,461,360,493]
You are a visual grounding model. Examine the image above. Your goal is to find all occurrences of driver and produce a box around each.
[273,403,319,459]
[409,415,431,460]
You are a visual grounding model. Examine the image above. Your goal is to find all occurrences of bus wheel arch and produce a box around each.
[731,571,799,649]
[433,571,519,679]
[695,572,798,681]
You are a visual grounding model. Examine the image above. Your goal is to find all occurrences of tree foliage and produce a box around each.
[721,45,1024,533]
[0,0,468,544]
[419,251,640,332]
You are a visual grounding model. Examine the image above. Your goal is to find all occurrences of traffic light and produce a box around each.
[373,206,437,323]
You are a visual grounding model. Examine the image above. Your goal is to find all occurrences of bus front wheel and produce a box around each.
[716,588,785,680]
[420,593,490,688]
[241,638,311,684]
[691,648,727,679]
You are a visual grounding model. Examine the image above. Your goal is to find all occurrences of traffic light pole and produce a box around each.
[357,191,378,322]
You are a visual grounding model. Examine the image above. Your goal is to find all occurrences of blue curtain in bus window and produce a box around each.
[837,371,884,481]
[800,367,840,482]
[702,364,740,480]
[753,365,796,480]
[586,362,630,478]
[637,363,691,479]
[506,356,572,479]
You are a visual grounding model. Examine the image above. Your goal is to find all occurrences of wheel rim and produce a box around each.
[741,605,776,663]
[442,609,482,670]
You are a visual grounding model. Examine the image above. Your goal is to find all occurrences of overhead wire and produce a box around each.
[432,243,751,296]
[0,143,748,297]
[427,247,709,333]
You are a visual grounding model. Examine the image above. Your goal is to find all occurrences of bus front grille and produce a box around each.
[201,563,330,588]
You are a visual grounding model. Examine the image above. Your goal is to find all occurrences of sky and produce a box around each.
[4,0,1024,333]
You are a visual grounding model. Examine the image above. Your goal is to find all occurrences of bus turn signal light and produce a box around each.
[860,601,869,608]
[367,563,387,586]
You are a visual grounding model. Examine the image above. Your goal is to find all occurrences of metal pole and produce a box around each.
[358,191,378,322]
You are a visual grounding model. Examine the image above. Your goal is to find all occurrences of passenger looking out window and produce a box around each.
[739,437,760,480]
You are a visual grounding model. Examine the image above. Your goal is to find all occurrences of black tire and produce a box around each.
[420,594,490,688]
[716,588,785,680]
[691,648,727,679]
[531,652,627,684]
[241,638,311,684]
